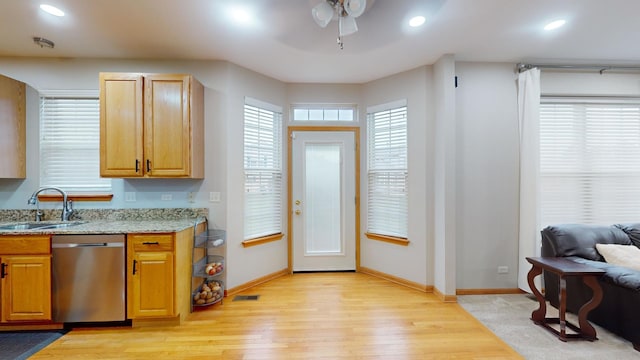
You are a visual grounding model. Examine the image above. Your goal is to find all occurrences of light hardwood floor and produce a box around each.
[32,272,522,359]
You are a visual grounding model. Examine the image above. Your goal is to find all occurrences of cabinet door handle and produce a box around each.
[142,241,160,245]
[146,159,151,172]
[1,263,7,278]
[132,260,137,275]
[135,159,140,173]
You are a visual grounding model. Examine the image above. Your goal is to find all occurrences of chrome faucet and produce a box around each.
[27,187,74,221]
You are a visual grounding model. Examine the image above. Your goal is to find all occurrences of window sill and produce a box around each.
[365,232,410,246]
[37,194,114,202]
[242,233,284,248]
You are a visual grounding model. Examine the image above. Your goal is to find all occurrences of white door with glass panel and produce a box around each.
[291,131,356,271]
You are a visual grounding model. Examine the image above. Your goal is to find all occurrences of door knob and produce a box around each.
[295,210,301,215]
[295,200,301,205]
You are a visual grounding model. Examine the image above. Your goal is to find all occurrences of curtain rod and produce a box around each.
[517,63,640,74]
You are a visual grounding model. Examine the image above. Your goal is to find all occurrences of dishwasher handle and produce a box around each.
[1,263,7,278]
[52,242,124,248]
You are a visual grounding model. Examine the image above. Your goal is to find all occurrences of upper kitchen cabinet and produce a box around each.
[99,73,204,178]
[0,74,26,178]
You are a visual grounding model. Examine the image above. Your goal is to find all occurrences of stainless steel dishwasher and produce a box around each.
[52,234,126,323]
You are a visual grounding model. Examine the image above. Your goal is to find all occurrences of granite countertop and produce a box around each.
[0,218,204,235]
[0,208,209,236]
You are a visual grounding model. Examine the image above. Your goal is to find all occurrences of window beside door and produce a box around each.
[243,98,284,241]
[365,100,408,240]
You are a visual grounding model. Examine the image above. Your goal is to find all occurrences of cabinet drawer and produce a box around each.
[0,236,50,254]
[129,234,174,252]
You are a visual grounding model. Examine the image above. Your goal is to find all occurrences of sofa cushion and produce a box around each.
[614,223,640,248]
[595,243,640,272]
[541,224,632,260]
[569,256,640,291]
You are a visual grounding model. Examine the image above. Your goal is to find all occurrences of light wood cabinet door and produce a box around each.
[0,74,26,179]
[1,255,52,322]
[127,234,175,319]
[100,73,144,177]
[99,72,203,178]
[130,251,174,318]
[144,74,191,177]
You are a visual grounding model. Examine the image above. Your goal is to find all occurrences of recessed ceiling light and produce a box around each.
[228,6,253,26]
[544,19,566,31]
[39,4,65,17]
[409,16,426,27]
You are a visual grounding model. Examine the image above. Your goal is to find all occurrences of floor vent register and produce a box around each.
[233,295,260,301]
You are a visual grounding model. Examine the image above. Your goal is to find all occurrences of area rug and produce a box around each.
[458,294,638,360]
[0,330,66,360]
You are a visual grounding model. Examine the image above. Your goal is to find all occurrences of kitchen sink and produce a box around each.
[0,221,85,230]
[0,223,44,230]
[38,221,85,229]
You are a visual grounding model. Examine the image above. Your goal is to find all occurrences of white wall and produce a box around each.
[541,70,640,96]
[225,63,288,288]
[0,57,288,289]
[0,56,549,292]
[433,55,457,296]
[287,83,363,107]
[454,62,520,290]
[362,66,433,286]
[0,58,230,217]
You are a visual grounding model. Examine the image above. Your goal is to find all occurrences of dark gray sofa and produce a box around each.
[540,223,640,351]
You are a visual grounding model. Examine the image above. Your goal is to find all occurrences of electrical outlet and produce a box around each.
[209,192,221,202]
[497,266,509,274]
[161,194,172,201]
[188,192,196,203]
[125,192,136,202]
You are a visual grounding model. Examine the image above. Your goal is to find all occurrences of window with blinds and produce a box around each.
[540,98,640,226]
[366,101,408,238]
[40,96,111,192]
[244,100,283,240]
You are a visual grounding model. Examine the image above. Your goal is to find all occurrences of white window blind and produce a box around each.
[40,96,112,192]
[244,101,283,240]
[367,103,408,238]
[540,98,640,226]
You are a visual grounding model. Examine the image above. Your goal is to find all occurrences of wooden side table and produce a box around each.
[526,256,606,341]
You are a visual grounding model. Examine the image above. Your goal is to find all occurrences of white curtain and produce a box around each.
[517,68,541,292]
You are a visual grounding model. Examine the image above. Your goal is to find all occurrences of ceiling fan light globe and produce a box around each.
[312,2,334,28]
[344,0,366,18]
[339,15,358,36]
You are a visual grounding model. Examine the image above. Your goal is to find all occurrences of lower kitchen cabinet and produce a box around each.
[130,250,174,318]
[126,230,192,323]
[0,236,52,323]
[0,225,196,327]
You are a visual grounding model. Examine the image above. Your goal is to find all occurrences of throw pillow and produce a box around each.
[595,243,640,271]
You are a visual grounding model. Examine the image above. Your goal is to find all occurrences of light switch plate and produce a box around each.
[125,192,136,202]
[209,192,221,202]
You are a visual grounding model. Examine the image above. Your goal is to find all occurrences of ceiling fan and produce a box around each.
[311,0,367,49]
